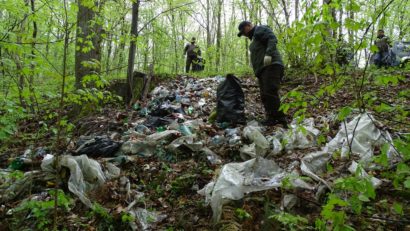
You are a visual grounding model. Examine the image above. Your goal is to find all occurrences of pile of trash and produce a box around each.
[0,75,402,230]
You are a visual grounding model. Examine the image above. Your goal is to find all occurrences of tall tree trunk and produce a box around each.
[116,16,126,76]
[240,0,249,67]
[216,0,223,71]
[348,0,354,44]
[167,1,178,74]
[16,0,28,108]
[126,0,140,104]
[75,0,104,89]
[29,0,38,113]
[295,0,299,21]
[280,0,290,28]
[323,0,337,38]
[105,32,113,74]
[206,0,212,48]
[339,7,343,40]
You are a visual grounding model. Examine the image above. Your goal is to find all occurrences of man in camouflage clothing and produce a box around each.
[237,21,288,127]
[184,37,202,73]
[374,29,392,68]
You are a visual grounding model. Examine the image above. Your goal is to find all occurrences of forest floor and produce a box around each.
[0,69,409,230]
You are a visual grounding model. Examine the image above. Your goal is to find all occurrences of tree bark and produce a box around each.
[116,16,126,76]
[126,0,140,104]
[216,0,223,70]
[295,0,299,21]
[348,0,354,44]
[339,6,343,39]
[105,32,113,74]
[75,0,104,89]
[206,0,212,48]
[29,0,38,113]
[280,0,290,28]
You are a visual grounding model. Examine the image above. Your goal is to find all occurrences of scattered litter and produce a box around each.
[199,158,286,222]
[243,122,269,157]
[282,118,320,150]
[129,208,167,231]
[75,135,121,157]
[348,161,382,188]
[41,154,106,208]
[200,147,222,165]
[327,113,398,164]
[281,194,298,211]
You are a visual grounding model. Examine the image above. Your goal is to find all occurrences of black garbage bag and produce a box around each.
[75,136,121,157]
[216,74,246,124]
[143,116,175,128]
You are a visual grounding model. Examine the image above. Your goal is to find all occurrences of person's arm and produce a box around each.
[386,36,392,47]
[260,27,278,57]
[197,46,201,56]
[257,27,278,65]
[183,44,188,55]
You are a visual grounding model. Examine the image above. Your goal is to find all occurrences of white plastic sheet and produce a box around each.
[198,157,314,222]
[327,113,397,163]
[243,123,269,157]
[300,113,396,188]
[41,154,108,208]
[130,208,167,231]
[300,149,332,188]
[348,161,382,188]
[283,118,320,150]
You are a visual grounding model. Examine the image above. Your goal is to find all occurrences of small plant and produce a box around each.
[270,211,308,231]
[315,194,355,231]
[235,208,252,221]
[0,99,27,141]
[13,189,72,230]
[87,203,115,230]
[121,212,135,223]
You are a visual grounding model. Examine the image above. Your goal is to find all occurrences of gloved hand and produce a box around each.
[264,56,272,66]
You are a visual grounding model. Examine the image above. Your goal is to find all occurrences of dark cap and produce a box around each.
[237,21,251,37]
[191,37,196,42]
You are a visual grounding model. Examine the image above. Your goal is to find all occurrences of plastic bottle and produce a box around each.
[179,124,193,136]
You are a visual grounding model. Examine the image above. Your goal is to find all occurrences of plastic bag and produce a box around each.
[199,158,285,222]
[75,136,121,157]
[327,113,397,163]
[200,147,222,165]
[128,208,167,231]
[121,140,157,157]
[167,135,203,153]
[243,124,269,157]
[283,118,320,150]
[348,161,382,188]
[240,143,256,160]
[216,74,245,125]
[300,149,332,188]
[41,154,106,208]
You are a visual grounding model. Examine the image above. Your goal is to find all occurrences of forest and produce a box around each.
[0,0,409,230]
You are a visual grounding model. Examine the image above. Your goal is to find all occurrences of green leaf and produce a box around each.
[358,194,370,202]
[374,143,389,167]
[404,177,410,188]
[337,106,352,121]
[370,45,379,53]
[393,202,403,215]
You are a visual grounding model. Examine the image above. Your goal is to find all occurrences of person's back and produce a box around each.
[374,29,392,67]
[184,37,202,72]
[375,35,391,53]
[185,43,199,57]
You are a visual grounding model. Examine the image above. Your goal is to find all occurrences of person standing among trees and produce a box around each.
[237,21,288,127]
[374,29,392,68]
[184,37,202,73]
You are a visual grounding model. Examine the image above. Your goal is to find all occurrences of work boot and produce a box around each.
[261,118,288,128]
